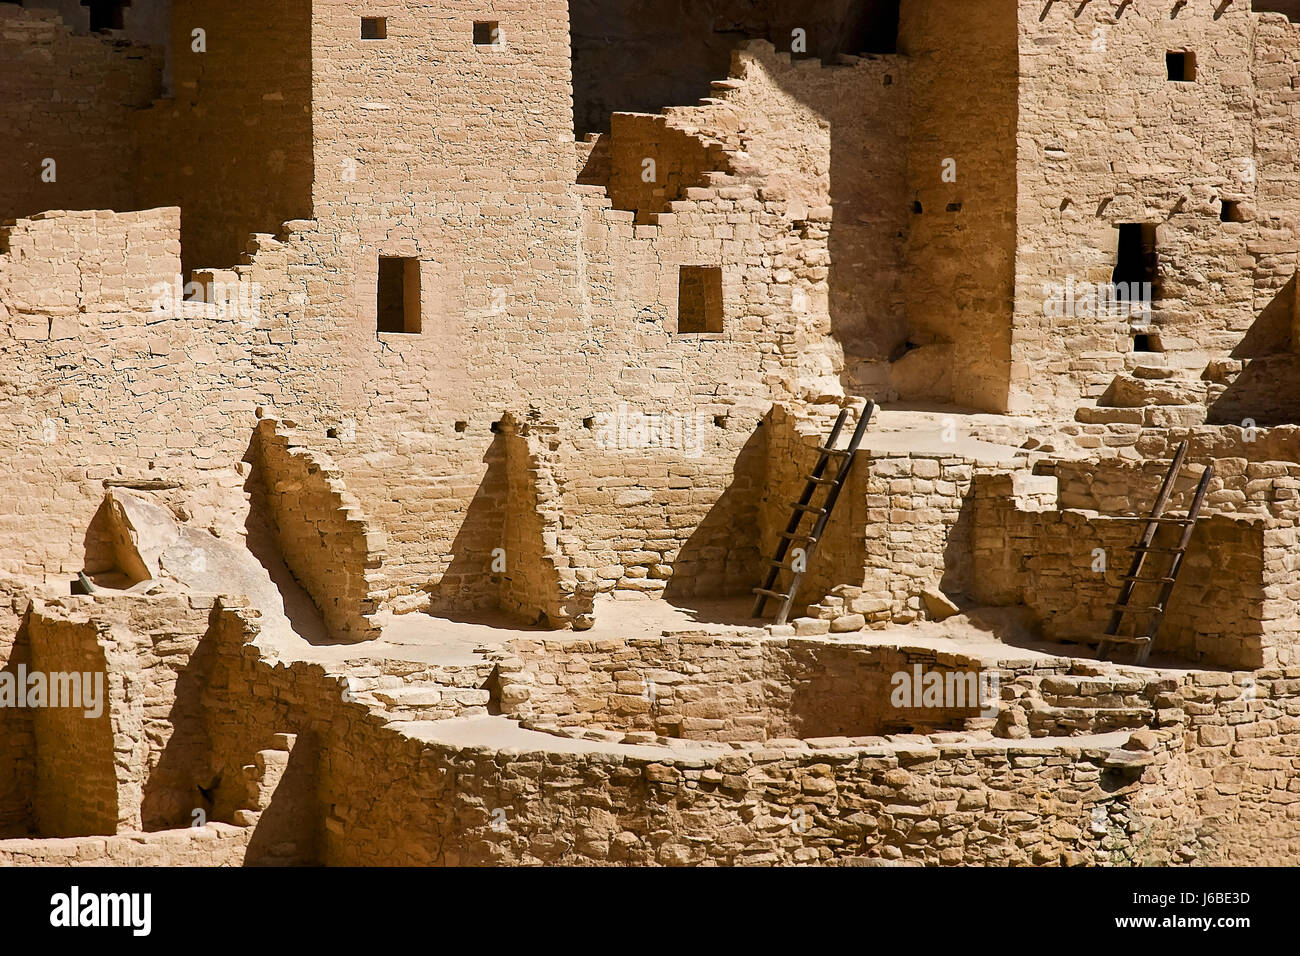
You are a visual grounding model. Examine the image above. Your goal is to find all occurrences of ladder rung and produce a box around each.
[780,531,818,543]
[1108,604,1164,613]
[1098,634,1152,646]
[790,502,828,515]
[1122,575,1178,584]
[1126,546,1183,554]
[806,476,838,486]
[819,446,852,457]
[769,559,798,569]
[753,587,790,601]
[1142,517,1197,525]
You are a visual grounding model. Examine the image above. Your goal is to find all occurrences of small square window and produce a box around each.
[1166,51,1195,82]
[678,266,723,334]
[361,17,387,40]
[1132,331,1162,353]
[1220,199,1245,223]
[377,257,421,334]
[474,21,500,46]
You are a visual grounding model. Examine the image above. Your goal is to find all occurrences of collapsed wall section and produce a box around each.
[251,419,385,642]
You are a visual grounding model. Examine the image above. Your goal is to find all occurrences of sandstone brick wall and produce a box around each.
[898,0,1017,411]
[1011,1,1300,415]
[605,113,733,222]
[972,474,1286,668]
[500,421,596,627]
[496,632,1002,742]
[568,0,894,137]
[134,0,314,271]
[26,594,217,836]
[0,822,252,867]
[251,418,385,642]
[0,585,34,837]
[2,590,1284,867]
[1177,668,1300,864]
[0,5,160,226]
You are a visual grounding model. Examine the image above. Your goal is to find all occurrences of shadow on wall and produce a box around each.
[569,0,899,137]
[139,605,219,832]
[239,434,332,646]
[663,422,766,609]
[243,732,322,866]
[0,610,35,837]
[428,428,510,620]
[1209,275,1297,425]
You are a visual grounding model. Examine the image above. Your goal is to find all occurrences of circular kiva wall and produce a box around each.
[492,634,999,742]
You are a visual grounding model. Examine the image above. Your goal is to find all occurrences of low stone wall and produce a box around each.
[0,823,252,867]
[4,590,1295,867]
[493,632,1001,741]
[1177,668,1300,865]
[972,473,1289,668]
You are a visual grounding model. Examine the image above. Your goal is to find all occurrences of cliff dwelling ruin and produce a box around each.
[1,0,1299,871]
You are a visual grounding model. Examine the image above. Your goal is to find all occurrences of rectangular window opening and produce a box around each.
[82,0,129,32]
[1132,332,1162,354]
[1112,223,1158,304]
[474,21,500,46]
[361,17,387,40]
[1166,51,1195,82]
[678,266,724,334]
[377,257,421,334]
[1220,199,1245,223]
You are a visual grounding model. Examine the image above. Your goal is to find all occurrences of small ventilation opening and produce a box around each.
[377,257,421,334]
[474,21,500,46]
[1132,332,1162,353]
[1166,51,1195,82]
[361,17,387,39]
[454,421,468,433]
[1220,199,1245,223]
[912,200,923,214]
[946,202,963,213]
[678,266,724,334]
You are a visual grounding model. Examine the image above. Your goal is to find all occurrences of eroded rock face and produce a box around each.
[97,490,283,614]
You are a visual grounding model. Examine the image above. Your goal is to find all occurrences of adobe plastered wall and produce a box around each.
[0,5,160,225]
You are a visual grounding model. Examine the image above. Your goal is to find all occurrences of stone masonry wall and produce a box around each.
[0,5,160,226]
[26,593,217,836]
[972,473,1283,668]
[251,418,385,642]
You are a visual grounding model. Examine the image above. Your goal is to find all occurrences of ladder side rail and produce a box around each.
[773,404,875,625]
[752,410,848,617]
[1135,463,1213,665]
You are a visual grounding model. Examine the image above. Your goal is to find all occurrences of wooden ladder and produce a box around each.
[1097,441,1213,665]
[752,402,875,625]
